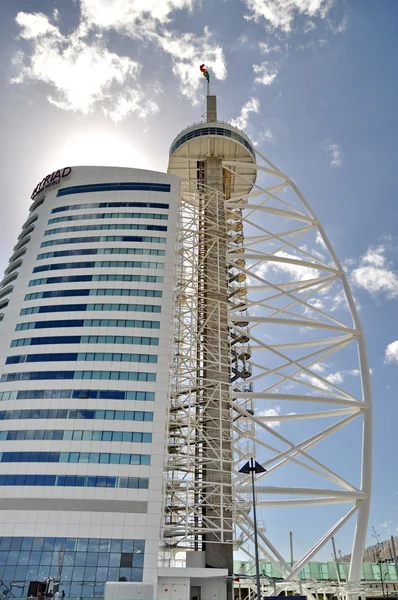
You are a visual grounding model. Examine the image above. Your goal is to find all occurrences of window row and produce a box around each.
[6,352,158,364]
[0,389,154,401]
[37,247,165,260]
[0,549,144,569]
[25,288,162,300]
[11,335,159,347]
[0,569,143,590]
[0,474,149,488]
[57,181,171,197]
[33,260,164,273]
[1,370,156,382]
[20,303,161,316]
[0,536,144,554]
[0,408,153,421]
[0,429,152,443]
[41,235,166,248]
[48,212,169,224]
[53,200,169,213]
[44,223,167,236]
[170,125,255,158]
[29,274,164,286]
[0,554,144,572]
[16,318,160,330]
[0,451,150,465]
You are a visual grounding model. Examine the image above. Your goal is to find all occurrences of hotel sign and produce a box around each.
[31,167,72,200]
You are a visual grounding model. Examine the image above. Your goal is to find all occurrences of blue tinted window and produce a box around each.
[20,302,161,315]
[0,371,156,382]
[0,407,152,420]
[15,318,160,331]
[0,389,153,401]
[11,334,159,347]
[25,288,162,300]
[52,201,169,213]
[44,224,167,236]
[0,451,150,464]
[57,181,170,196]
[37,247,165,260]
[32,260,164,273]
[40,235,166,248]
[48,212,168,224]
[6,352,157,364]
[170,125,255,157]
[29,273,164,286]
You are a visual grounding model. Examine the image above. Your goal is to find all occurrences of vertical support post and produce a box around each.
[251,457,262,600]
[206,96,217,123]
[390,536,398,578]
[290,531,294,567]
[332,536,341,584]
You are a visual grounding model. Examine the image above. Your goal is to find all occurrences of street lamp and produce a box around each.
[239,457,267,600]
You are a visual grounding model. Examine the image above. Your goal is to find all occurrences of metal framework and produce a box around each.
[162,140,372,594]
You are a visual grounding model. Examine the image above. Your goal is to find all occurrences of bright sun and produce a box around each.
[47,129,157,172]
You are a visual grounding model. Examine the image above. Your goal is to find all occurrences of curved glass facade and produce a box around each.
[169,123,255,158]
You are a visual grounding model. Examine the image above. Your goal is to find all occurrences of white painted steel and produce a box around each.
[165,119,372,592]
[226,149,373,589]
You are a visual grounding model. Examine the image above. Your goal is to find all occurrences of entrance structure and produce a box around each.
[164,95,372,597]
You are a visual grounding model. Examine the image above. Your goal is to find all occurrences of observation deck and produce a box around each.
[168,106,257,197]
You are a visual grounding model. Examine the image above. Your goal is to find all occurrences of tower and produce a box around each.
[164,94,372,599]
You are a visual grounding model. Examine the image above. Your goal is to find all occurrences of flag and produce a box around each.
[200,64,210,82]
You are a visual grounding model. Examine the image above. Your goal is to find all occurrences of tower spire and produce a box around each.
[206,94,217,122]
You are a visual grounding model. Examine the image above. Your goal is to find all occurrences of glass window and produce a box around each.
[86,552,99,566]
[72,566,85,581]
[109,553,120,567]
[99,539,110,553]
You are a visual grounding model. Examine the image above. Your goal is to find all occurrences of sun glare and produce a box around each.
[47,130,156,172]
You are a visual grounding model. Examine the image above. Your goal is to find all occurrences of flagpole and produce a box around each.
[207,77,210,96]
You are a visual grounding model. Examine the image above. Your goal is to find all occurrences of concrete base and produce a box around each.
[158,567,228,600]
[105,567,228,600]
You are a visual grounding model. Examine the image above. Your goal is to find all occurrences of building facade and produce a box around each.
[0,166,179,598]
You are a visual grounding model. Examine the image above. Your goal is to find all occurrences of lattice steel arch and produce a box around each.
[226,147,372,587]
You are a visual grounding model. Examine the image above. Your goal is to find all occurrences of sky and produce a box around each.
[1,0,398,566]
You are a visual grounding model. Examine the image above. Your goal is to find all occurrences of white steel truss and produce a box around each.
[227,149,372,587]
[162,148,372,589]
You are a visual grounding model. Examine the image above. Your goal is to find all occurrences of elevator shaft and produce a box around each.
[200,157,233,577]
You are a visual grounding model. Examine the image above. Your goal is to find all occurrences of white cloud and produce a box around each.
[304,20,316,33]
[257,406,281,428]
[328,14,348,34]
[254,250,321,282]
[81,0,226,104]
[259,41,281,53]
[323,139,343,167]
[231,97,260,130]
[348,369,360,377]
[385,341,398,365]
[159,27,227,103]
[80,0,194,31]
[244,0,336,33]
[325,371,343,384]
[13,11,143,117]
[253,60,279,85]
[312,362,327,373]
[351,246,398,299]
[13,1,226,114]
[361,246,386,268]
[256,128,274,142]
[102,89,159,122]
